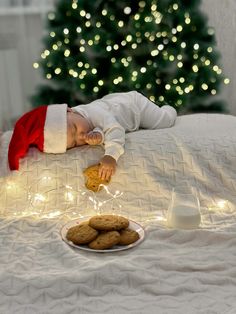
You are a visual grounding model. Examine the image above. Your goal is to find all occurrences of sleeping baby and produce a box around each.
[8,91,177,180]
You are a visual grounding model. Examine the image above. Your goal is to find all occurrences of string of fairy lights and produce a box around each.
[1,176,123,219]
[33,0,230,106]
[1,174,232,228]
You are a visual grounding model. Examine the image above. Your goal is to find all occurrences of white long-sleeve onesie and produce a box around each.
[72,91,177,161]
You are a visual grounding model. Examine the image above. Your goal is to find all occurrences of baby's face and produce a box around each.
[67,111,92,149]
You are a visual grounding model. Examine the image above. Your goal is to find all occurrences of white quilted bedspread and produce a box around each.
[1,113,236,313]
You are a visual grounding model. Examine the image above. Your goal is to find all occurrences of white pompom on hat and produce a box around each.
[8,103,68,171]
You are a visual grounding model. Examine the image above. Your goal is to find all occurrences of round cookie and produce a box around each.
[89,215,129,231]
[66,224,98,245]
[83,164,110,192]
[88,231,120,250]
[118,229,140,245]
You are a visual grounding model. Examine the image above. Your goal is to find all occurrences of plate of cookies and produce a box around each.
[61,214,145,252]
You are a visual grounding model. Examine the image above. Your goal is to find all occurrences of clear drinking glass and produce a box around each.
[167,186,201,229]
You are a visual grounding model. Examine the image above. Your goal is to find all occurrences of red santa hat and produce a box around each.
[8,104,68,171]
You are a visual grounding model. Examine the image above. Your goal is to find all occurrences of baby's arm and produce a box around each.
[98,124,125,180]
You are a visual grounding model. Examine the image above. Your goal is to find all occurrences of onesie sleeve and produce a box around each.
[103,124,125,161]
[84,105,125,161]
[159,105,177,127]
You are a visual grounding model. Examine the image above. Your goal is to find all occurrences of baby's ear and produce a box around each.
[67,107,73,112]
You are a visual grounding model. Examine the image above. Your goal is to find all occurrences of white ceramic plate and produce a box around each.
[61,216,145,253]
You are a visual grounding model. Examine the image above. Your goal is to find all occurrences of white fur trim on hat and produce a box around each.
[44,104,68,153]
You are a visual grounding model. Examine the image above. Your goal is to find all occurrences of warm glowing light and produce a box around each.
[185,17,191,24]
[156,216,167,221]
[118,21,124,27]
[151,50,159,56]
[54,68,61,74]
[151,4,157,11]
[126,35,132,42]
[217,200,227,209]
[139,1,146,8]
[207,47,213,53]
[201,83,208,90]
[80,10,86,17]
[177,62,183,68]
[86,13,91,19]
[63,28,69,35]
[173,3,178,10]
[209,199,229,211]
[65,191,74,202]
[34,193,46,202]
[176,25,182,32]
[124,7,131,14]
[192,65,199,72]
[43,211,62,218]
[64,49,70,57]
[42,176,52,182]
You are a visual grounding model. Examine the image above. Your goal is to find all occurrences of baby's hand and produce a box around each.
[84,131,102,145]
[99,155,117,181]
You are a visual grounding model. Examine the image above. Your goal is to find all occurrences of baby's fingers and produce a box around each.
[84,133,94,145]
[99,166,112,181]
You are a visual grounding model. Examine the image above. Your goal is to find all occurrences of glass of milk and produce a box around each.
[167,186,201,229]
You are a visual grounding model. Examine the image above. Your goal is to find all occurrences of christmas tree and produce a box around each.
[32,0,229,112]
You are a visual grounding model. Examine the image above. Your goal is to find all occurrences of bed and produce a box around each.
[1,113,236,313]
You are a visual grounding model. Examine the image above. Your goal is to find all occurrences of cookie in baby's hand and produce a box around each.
[83,164,110,192]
